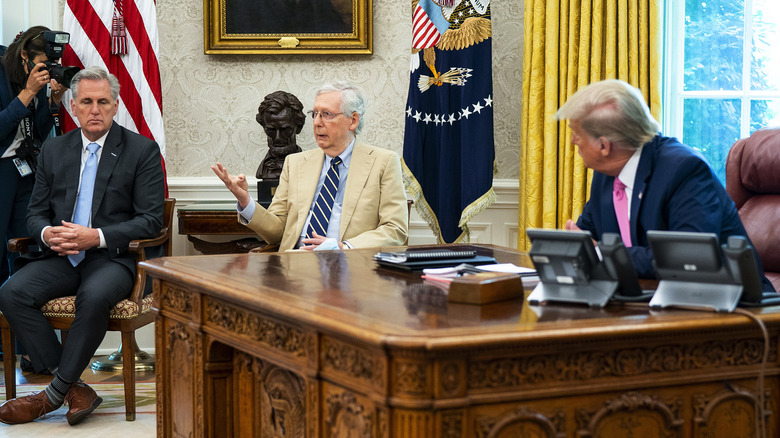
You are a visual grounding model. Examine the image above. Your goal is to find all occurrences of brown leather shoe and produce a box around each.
[64,383,103,426]
[0,390,58,424]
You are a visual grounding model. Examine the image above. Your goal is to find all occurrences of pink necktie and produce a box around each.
[613,177,632,247]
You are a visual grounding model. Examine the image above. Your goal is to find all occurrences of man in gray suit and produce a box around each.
[0,66,165,425]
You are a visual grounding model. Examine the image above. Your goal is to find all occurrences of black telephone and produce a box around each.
[595,233,645,299]
[722,235,780,306]
[526,229,648,307]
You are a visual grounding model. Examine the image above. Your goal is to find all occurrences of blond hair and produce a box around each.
[555,79,660,148]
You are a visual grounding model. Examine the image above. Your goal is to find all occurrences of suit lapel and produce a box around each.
[91,124,122,217]
[631,141,656,242]
[65,134,83,221]
[295,150,325,235]
[340,145,375,238]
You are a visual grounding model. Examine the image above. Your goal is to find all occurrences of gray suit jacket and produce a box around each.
[26,122,165,274]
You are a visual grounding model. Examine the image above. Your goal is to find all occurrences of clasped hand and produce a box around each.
[44,221,100,256]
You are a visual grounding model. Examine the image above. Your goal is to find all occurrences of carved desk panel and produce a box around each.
[144,245,780,437]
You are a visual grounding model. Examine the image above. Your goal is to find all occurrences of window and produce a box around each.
[663,0,780,185]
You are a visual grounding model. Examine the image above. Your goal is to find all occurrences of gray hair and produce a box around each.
[555,79,660,149]
[70,66,121,101]
[316,81,366,135]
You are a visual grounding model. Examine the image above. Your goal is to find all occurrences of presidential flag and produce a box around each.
[61,0,167,191]
[403,0,495,243]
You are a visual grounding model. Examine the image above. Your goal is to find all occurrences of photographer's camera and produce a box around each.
[41,31,80,88]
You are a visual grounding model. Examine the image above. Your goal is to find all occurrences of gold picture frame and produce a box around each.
[204,0,373,55]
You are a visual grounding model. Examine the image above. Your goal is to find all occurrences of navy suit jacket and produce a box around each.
[25,122,165,274]
[577,135,774,291]
[0,63,54,155]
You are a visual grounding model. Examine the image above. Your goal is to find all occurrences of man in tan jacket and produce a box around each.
[212,81,408,251]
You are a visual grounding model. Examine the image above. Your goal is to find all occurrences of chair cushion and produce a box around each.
[41,295,153,320]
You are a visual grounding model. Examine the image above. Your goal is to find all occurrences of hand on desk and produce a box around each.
[212,162,250,209]
[300,233,344,251]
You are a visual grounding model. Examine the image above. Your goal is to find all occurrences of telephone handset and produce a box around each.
[722,235,780,306]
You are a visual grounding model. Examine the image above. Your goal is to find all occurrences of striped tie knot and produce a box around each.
[307,156,343,239]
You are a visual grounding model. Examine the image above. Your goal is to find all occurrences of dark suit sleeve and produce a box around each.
[0,72,56,155]
[99,139,165,256]
[577,195,597,237]
[25,137,60,246]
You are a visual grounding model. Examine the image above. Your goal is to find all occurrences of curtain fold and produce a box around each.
[518,0,661,250]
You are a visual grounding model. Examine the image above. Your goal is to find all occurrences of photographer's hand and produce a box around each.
[50,78,66,106]
[19,62,49,107]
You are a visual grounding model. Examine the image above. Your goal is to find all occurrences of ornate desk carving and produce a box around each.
[144,245,780,437]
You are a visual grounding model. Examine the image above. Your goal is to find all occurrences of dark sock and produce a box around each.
[44,374,72,407]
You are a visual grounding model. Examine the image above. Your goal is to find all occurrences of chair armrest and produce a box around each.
[7,237,37,254]
[128,227,171,256]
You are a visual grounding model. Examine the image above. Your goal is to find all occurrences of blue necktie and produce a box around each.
[307,156,342,238]
[69,142,100,266]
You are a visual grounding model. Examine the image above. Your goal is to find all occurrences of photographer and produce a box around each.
[0,25,68,367]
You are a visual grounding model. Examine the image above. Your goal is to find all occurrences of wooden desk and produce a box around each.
[144,245,780,437]
[177,203,264,253]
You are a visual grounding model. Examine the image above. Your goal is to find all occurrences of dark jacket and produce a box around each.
[577,134,774,291]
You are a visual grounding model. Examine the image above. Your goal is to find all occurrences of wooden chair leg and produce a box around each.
[1,315,17,400]
[121,331,136,421]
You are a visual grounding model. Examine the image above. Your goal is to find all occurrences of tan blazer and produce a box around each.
[243,143,408,251]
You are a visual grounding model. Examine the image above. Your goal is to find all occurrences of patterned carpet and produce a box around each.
[0,382,156,436]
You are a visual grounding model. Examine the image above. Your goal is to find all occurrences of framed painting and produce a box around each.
[204,0,373,54]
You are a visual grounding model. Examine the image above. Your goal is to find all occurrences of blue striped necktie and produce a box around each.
[68,142,100,266]
[307,156,342,238]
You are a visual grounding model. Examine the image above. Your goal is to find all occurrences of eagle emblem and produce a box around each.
[411,0,492,92]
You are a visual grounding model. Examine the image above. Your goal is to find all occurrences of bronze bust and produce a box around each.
[255,91,305,180]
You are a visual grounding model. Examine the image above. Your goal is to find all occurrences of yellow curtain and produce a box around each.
[517,0,662,251]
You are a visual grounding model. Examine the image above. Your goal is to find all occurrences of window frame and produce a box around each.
[662,0,780,143]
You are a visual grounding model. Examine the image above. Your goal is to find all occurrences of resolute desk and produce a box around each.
[142,244,780,437]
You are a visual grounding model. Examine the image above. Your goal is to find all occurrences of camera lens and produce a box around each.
[43,61,80,89]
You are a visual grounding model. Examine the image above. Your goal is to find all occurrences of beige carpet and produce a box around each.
[0,382,155,436]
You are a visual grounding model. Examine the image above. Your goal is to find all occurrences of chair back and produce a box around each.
[726,128,780,287]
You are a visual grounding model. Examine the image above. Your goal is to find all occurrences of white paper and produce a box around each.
[476,263,536,274]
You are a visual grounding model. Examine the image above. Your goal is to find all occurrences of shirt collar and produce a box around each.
[80,131,110,152]
[617,145,643,190]
[330,138,355,169]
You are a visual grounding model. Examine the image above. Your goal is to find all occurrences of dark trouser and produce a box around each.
[0,249,133,380]
[0,156,35,283]
[0,156,35,357]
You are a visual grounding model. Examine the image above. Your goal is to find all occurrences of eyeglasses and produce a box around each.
[307,110,344,121]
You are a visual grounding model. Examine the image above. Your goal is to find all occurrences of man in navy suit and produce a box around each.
[556,79,773,291]
[0,66,164,425]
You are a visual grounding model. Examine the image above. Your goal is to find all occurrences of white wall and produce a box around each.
[0,0,58,45]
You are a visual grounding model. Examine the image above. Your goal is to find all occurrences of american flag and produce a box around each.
[60,0,166,189]
[412,0,450,49]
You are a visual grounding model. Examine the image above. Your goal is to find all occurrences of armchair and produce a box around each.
[0,198,176,421]
[726,128,780,290]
